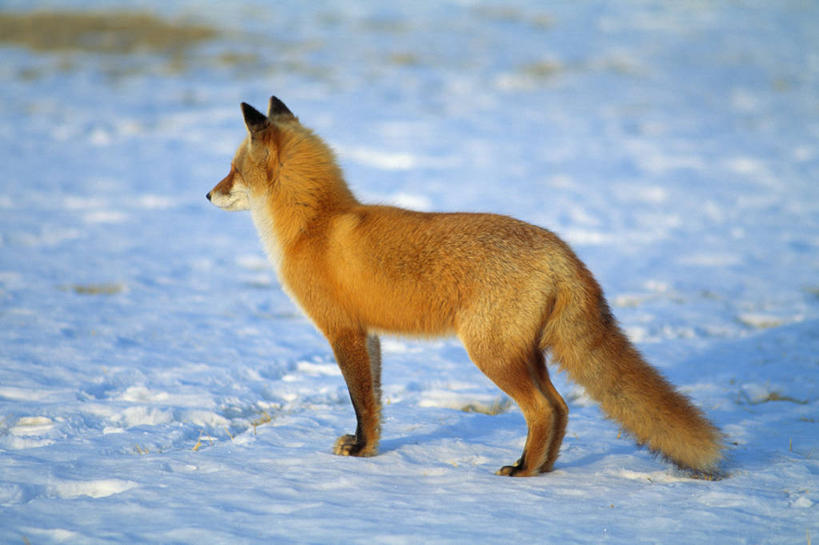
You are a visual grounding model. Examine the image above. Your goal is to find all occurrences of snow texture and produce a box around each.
[1,1,817,544]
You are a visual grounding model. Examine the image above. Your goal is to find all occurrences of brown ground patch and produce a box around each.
[0,10,217,54]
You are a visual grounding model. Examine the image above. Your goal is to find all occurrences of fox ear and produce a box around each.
[241,102,269,135]
[268,96,295,119]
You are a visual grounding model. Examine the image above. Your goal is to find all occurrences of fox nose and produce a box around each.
[206,192,212,201]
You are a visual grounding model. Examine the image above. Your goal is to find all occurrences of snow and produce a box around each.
[1,1,818,544]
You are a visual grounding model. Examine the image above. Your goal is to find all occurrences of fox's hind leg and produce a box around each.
[329,330,382,457]
[462,338,565,476]
[532,350,568,472]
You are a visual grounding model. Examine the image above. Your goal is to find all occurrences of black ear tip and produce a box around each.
[268,96,294,118]
[241,102,269,133]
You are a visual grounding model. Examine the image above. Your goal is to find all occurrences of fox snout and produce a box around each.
[207,167,250,211]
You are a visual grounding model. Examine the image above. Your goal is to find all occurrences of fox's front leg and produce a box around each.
[329,330,382,457]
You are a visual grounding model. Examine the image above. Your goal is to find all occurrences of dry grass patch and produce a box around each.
[0,10,217,55]
[65,283,126,295]
[460,398,512,416]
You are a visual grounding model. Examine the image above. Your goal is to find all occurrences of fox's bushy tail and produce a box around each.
[542,266,723,475]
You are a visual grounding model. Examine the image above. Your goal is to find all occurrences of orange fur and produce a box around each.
[208,97,723,477]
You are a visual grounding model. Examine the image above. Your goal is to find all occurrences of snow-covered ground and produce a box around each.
[1,1,817,543]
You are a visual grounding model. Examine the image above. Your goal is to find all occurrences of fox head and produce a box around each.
[207,95,357,264]
[206,96,299,211]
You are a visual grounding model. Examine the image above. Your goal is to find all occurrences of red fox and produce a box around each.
[207,96,723,477]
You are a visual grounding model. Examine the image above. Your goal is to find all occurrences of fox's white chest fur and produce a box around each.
[249,197,319,329]
[250,200,284,279]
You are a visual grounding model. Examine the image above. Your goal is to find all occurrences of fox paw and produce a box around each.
[333,434,376,457]
[496,460,537,477]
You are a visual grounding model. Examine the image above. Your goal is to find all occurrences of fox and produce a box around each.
[207,96,723,477]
